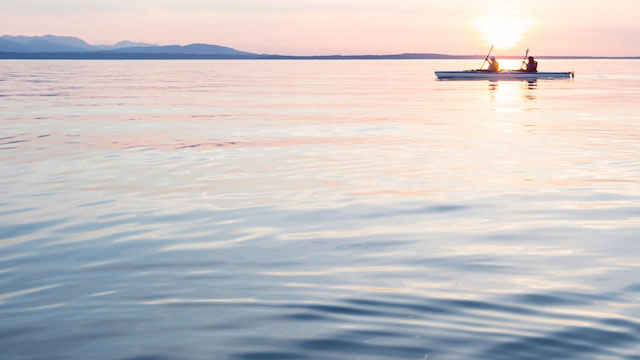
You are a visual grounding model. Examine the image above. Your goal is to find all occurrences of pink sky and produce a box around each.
[2,0,639,56]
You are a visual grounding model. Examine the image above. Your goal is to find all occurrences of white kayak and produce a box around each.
[435,70,574,80]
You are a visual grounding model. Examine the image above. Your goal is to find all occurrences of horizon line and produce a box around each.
[2,34,639,59]
[1,52,639,60]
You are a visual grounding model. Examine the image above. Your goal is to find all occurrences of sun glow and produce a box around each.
[474,11,533,50]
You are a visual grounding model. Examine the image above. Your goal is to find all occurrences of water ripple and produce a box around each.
[1,59,640,359]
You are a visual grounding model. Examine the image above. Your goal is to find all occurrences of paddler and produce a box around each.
[525,56,538,72]
[487,56,500,72]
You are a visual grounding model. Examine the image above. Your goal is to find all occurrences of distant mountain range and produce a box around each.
[1,34,638,60]
[0,35,255,56]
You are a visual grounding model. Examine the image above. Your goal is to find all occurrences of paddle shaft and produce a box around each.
[480,45,494,70]
[520,49,530,70]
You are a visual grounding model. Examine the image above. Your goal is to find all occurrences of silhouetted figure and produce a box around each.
[487,56,500,72]
[525,56,538,72]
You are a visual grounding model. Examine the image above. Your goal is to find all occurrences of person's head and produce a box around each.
[490,56,496,60]
[528,56,535,61]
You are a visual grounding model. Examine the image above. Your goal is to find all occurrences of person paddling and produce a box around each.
[525,56,538,72]
[487,56,500,72]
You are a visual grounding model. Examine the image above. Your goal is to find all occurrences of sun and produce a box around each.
[474,11,533,50]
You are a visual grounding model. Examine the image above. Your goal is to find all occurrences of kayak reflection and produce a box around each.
[488,80,538,110]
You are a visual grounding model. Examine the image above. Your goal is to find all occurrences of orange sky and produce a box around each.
[2,0,639,56]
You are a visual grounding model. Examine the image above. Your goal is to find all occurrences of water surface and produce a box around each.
[1,59,640,359]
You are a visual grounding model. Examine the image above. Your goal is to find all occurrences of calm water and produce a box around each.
[1,59,640,360]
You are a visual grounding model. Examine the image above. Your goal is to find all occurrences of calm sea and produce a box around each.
[1,59,639,360]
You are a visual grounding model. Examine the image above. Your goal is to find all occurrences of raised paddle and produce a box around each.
[480,45,494,70]
[520,48,530,70]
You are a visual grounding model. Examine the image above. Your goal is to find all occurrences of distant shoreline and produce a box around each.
[1,52,638,60]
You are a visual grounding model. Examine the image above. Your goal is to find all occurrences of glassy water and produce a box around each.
[1,59,640,360]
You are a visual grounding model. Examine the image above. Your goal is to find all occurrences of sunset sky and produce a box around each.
[3,0,639,56]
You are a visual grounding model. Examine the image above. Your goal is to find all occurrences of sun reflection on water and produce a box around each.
[488,80,537,112]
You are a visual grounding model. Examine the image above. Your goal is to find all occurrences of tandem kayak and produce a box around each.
[435,70,574,80]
